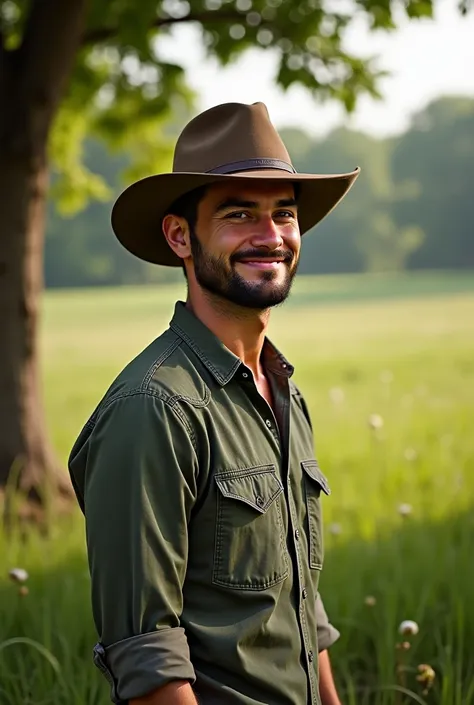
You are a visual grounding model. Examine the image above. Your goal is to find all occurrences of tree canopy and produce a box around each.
[2,0,468,215]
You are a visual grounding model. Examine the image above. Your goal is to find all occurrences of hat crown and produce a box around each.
[173,102,293,174]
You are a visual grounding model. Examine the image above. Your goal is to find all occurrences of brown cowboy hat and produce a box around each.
[111,102,360,266]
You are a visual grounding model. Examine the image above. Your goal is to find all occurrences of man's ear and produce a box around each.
[162,215,191,261]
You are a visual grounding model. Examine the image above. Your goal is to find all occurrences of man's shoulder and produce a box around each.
[97,325,208,413]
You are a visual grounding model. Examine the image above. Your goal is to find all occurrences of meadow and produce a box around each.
[1,270,474,705]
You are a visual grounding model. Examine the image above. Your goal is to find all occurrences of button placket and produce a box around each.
[288,486,318,702]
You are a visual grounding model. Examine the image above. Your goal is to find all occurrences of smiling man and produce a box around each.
[69,102,359,705]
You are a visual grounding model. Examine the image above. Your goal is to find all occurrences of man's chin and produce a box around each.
[229,285,292,310]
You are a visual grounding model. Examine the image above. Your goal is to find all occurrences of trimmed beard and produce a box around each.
[189,227,298,310]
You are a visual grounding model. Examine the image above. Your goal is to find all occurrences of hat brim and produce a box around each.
[111,168,360,266]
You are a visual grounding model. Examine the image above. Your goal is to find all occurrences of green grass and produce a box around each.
[2,271,474,704]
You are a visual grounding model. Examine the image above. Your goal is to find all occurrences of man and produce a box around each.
[69,101,359,705]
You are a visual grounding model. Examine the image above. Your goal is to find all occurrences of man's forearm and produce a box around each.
[319,649,342,705]
[131,680,198,705]
[130,654,339,705]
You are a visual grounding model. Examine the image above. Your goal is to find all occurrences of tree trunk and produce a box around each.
[0,153,74,518]
[0,0,86,521]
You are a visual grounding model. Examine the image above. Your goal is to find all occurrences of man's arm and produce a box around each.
[131,680,198,705]
[316,594,342,705]
[319,649,342,705]
[70,392,199,703]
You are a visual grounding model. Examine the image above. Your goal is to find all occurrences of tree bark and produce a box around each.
[0,153,72,514]
[0,0,87,519]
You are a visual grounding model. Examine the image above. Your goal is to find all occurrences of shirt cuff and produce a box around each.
[315,593,341,652]
[93,627,196,703]
[317,621,341,652]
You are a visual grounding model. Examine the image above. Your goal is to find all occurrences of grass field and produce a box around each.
[1,271,474,705]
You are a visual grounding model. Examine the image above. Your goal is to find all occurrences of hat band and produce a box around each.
[206,158,297,175]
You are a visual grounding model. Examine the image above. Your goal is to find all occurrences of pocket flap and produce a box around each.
[215,465,283,513]
[301,460,331,495]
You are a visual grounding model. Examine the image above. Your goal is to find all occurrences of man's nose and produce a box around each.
[249,216,284,249]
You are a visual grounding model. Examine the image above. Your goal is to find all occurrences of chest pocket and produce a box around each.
[301,460,331,570]
[213,465,288,590]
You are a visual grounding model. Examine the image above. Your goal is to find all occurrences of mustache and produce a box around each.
[231,248,294,264]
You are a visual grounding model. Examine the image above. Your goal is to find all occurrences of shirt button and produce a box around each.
[242,372,248,378]
[295,529,300,540]
[265,419,272,427]
[256,496,265,508]
[308,650,314,662]
[302,588,308,600]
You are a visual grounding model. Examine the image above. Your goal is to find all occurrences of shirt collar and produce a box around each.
[169,301,294,386]
[261,337,294,378]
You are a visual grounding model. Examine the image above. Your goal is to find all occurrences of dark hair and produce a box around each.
[164,184,209,231]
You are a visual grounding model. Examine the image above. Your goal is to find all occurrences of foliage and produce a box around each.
[391,97,474,270]
[44,95,474,286]
[2,273,474,703]
[1,0,464,212]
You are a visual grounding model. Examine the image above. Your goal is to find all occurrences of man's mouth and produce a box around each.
[237,259,285,270]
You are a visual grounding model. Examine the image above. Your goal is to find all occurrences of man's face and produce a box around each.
[188,181,300,310]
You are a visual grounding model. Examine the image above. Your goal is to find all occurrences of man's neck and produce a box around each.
[185,289,270,379]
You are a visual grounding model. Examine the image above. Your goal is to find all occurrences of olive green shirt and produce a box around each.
[69,302,339,705]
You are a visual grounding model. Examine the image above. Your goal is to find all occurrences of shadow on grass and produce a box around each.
[1,507,473,705]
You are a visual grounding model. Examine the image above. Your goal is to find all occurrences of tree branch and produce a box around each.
[82,9,241,46]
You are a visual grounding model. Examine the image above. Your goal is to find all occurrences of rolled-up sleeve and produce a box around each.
[70,392,198,702]
[316,593,340,652]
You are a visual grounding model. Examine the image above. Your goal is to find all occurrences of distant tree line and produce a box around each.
[45,95,474,288]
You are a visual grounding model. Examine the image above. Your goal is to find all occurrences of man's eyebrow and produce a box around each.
[214,198,258,214]
[276,198,298,208]
[214,197,298,214]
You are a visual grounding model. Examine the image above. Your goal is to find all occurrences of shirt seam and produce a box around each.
[140,336,184,390]
[84,388,198,454]
[85,331,208,432]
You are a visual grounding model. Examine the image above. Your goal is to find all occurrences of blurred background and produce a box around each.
[0,1,473,704]
[44,2,474,288]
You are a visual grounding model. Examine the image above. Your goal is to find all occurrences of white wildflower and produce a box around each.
[329,387,345,405]
[404,448,418,462]
[9,568,29,583]
[399,620,419,636]
[398,503,413,517]
[364,595,377,607]
[368,414,384,430]
[328,523,342,536]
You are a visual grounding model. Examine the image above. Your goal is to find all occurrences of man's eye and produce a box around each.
[226,211,249,220]
[275,210,296,219]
